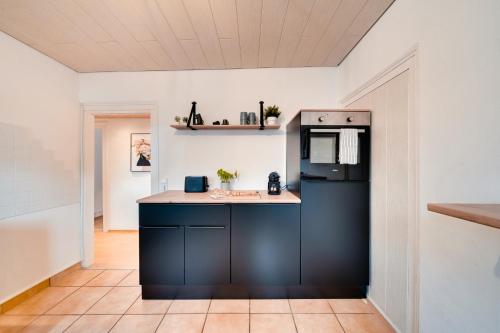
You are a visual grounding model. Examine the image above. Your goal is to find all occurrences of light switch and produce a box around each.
[160,179,168,192]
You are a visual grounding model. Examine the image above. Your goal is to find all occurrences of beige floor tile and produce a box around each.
[110,314,163,333]
[118,270,140,286]
[328,299,376,314]
[156,314,206,333]
[85,269,133,287]
[22,315,79,333]
[64,315,121,333]
[127,298,172,314]
[289,299,332,313]
[92,229,138,269]
[168,300,211,314]
[46,287,111,314]
[250,299,291,313]
[209,299,249,313]
[87,286,141,314]
[294,313,343,333]
[337,314,395,333]
[203,314,249,333]
[0,315,36,333]
[50,269,103,286]
[5,287,77,315]
[250,314,296,333]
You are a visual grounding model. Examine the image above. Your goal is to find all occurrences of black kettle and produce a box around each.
[268,172,281,195]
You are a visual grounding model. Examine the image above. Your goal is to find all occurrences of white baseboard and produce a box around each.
[367,296,401,333]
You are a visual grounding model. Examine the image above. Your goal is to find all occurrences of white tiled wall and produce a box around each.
[0,123,80,220]
[0,31,81,303]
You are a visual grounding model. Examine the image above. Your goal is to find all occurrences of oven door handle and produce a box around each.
[310,128,365,133]
[301,175,328,181]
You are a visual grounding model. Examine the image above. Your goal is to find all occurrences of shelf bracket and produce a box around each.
[259,101,265,130]
[186,101,198,130]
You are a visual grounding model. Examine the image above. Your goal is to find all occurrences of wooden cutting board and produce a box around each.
[210,190,262,200]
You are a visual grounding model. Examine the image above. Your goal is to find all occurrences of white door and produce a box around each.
[347,70,414,333]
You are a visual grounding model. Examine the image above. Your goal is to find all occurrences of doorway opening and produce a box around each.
[93,114,151,269]
[81,103,159,269]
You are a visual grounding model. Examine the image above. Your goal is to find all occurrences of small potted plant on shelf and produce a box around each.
[264,105,281,125]
[182,116,188,124]
[174,116,181,125]
[217,168,238,191]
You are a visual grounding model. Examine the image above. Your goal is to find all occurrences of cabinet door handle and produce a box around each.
[140,226,181,229]
[187,226,225,229]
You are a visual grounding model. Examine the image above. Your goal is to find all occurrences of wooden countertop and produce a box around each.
[427,203,500,229]
[137,190,301,204]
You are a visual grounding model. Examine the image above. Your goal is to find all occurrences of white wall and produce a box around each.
[102,118,151,230]
[79,68,338,190]
[0,32,80,303]
[94,127,103,217]
[337,1,500,332]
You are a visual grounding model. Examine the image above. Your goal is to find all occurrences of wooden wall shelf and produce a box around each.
[428,203,500,230]
[170,124,280,130]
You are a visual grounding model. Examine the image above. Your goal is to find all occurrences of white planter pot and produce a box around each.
[220,182,232,191]
[266,117,278,125]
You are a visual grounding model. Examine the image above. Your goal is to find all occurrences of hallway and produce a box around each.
[92,217,139,270]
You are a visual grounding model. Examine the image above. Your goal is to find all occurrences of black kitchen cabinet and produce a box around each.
[301,180,369,286]
[139,204,230,287]
[139,226,184,285]
[139,196,367,299]
[140,204,229,227]
[185,226,230,285]
[231,204,300,285]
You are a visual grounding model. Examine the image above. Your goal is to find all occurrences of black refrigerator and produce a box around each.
[286,110,370,296]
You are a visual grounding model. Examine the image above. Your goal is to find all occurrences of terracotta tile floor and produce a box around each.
[0,222,395,332]
[0,268,395,333]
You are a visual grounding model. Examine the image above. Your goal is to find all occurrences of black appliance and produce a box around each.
[286,110,371,296]
[267,172,281,195]
[184,176,209,192]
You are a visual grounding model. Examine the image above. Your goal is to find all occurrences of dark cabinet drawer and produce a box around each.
[139,204,229,227]
[185,226,230,285]
[301,181,369,285]
[231,204,300,285]
[139,226,184,285]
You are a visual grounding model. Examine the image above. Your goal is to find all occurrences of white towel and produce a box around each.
[339,128,359,164]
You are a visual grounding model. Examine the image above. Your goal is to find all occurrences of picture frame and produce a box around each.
[130,133,151,172]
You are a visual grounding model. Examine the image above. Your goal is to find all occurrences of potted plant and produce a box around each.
[217,168,238,190]
[174,116,181,124]
[182,116,188,124]
[264,105,281,125]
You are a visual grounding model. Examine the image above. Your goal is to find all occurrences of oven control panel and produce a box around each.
[300,110,370,126]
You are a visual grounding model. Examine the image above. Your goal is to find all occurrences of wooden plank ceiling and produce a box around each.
[0,0,394,72]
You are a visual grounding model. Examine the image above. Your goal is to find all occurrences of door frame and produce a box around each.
[80,102,159,267]
[341,46,420,333]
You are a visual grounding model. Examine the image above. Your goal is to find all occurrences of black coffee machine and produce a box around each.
[268,172,281,195]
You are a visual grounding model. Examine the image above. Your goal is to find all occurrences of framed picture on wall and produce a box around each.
[131,133,151,172]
